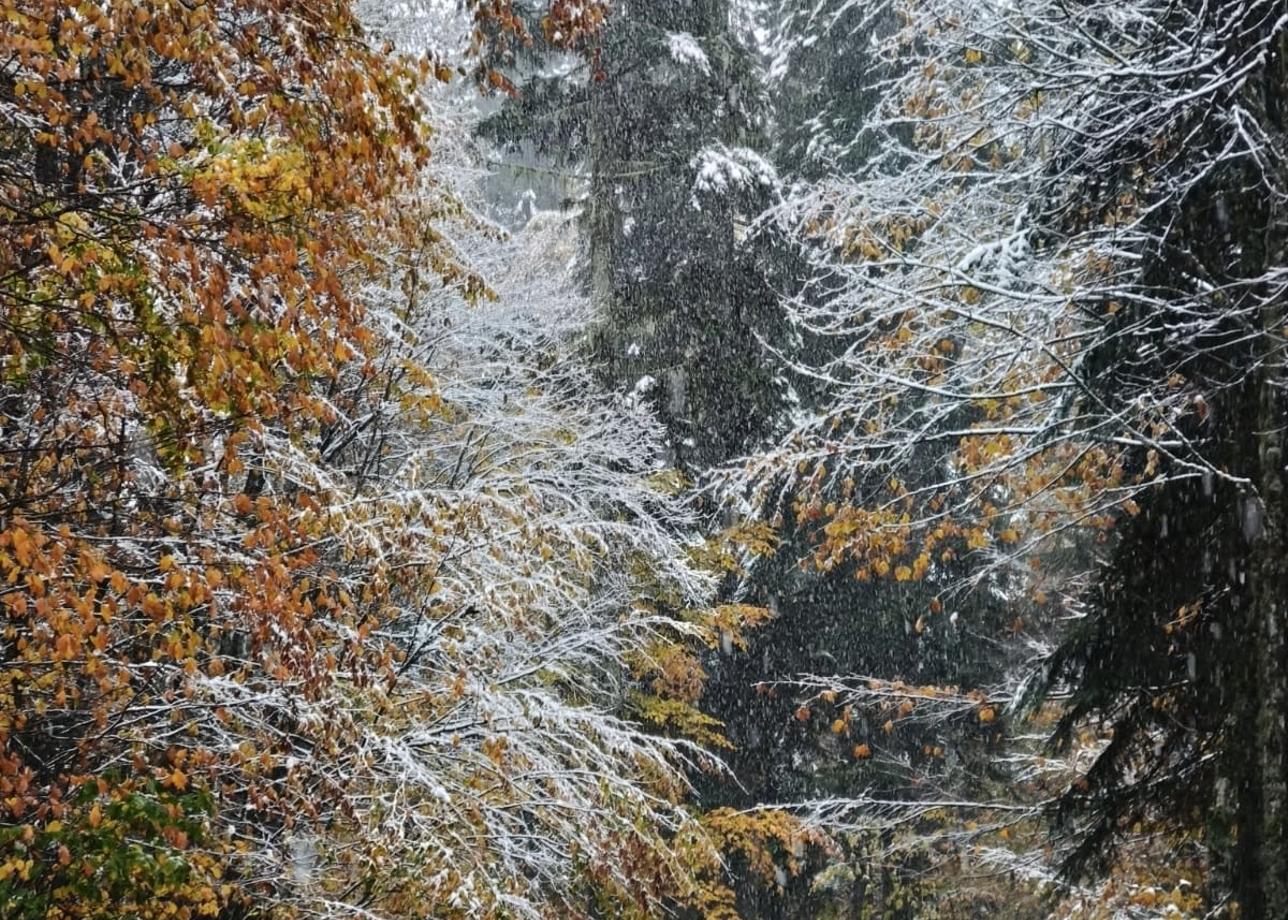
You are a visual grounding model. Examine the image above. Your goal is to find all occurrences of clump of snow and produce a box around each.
[667,32,710,74]
[689,145,780,209]
[954,229,1031,286]
[626,373,658,411]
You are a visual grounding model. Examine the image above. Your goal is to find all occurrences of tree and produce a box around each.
[474,0,789,470]
[0,0,431,913]
[759,0,895,178]
[318,142,772,918]
[679,7,1059,917]
[726,0,1288,913]
[0,2,798,917]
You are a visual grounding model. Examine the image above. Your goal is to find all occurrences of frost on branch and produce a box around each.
[725,0,1288,910]
[0,1,789,917]
[229,50,790,917]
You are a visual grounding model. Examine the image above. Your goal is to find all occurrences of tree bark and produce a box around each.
[1245,24,1288,919]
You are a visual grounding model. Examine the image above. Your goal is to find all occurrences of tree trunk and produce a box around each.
[1243,24,1288,918]
[1250,319,1288,920]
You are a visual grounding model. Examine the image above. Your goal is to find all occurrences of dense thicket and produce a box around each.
[0,2,797,918]
[3,1,1285,919]
[731,0,1288,915]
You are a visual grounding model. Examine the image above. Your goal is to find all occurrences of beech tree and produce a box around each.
[0,0,433,913]
[0,1,801,917]
[726,0,1288,914]
[302,160,786,918]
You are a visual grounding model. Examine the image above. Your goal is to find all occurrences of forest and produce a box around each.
[0,0,1285,918]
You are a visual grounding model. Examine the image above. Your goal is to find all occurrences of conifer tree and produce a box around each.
[478,0,787,469]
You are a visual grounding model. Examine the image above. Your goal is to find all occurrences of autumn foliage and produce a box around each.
[0,1,799,917]
[0,0,427,911]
